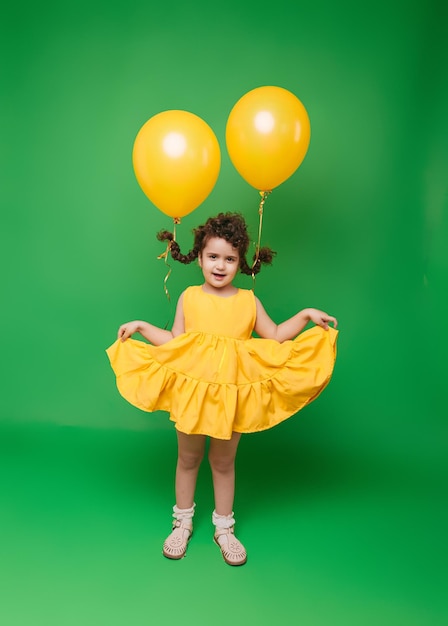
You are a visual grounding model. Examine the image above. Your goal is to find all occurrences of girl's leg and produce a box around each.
[175,431,206,508]
[209,432,247,566]
[163,431,206,560]
[208,431,241,514]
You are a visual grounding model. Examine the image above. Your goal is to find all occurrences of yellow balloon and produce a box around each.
[133,110,221,218]
[226,86,311,191]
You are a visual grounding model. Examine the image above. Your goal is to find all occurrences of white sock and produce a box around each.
[212,510,236,547]
[173,503,195,523]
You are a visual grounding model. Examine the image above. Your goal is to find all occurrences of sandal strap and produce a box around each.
[173,519,193,531]
[214,526,235,538]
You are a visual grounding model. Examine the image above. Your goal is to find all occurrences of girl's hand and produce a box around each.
[117,321,142,342]
[307,308,338,331]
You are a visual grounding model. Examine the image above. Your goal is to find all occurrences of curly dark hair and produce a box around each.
[157,212,275,276]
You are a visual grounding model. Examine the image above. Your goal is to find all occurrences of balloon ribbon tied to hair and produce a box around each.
[251,190,271,289]
[226,86,310,290]
[157,217,181,304]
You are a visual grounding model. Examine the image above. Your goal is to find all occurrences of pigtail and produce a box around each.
[240,246,276,276]
[156,230,199,265]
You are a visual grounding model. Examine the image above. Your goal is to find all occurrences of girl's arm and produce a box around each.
[254,297,337,343]
[117,293,186,345]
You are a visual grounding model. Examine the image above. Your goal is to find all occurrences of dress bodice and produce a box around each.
[183,285,256,340]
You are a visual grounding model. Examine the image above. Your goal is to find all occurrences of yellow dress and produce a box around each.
[106,285,338,440]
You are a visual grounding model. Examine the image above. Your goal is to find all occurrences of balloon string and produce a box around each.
[251,190,271,290]
[157,217,181,326]
[173,217,180,242]
[157,242,172,303]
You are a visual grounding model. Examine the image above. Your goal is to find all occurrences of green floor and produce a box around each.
[1,421,446,626]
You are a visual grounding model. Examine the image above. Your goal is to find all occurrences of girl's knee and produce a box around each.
[208,451,235,474]
[178,449,204,471]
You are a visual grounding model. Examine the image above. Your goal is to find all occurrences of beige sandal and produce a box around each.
[162,519,193,560]
[214,527,247,566]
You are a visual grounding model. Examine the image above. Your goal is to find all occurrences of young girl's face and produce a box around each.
[198,237,240,293]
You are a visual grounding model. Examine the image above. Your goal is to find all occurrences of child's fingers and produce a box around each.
[320,315,338,330]
[118,326,128,341]
[326,315,338,328]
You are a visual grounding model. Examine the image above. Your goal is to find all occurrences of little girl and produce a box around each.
[106,212,337,566]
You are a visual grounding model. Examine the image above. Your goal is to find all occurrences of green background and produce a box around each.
[1,1,447,624]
